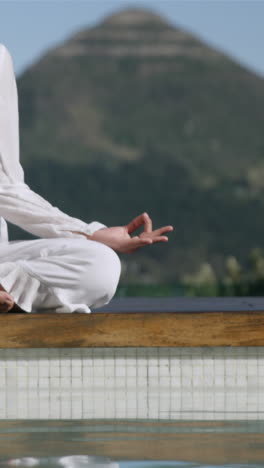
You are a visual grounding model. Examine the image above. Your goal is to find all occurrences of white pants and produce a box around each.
[0,237,121,313]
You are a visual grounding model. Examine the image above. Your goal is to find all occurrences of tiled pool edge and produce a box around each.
[1,346,264,420]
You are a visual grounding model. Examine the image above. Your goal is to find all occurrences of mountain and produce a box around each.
[9,7,264,283]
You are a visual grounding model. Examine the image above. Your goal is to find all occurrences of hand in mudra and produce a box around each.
[88,213,173,254]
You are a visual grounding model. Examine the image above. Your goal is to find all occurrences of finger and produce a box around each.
[131,235,153,246]
[150,236,169,243]
[126,238,153,253]
[143,213,153,233]
[126,213,148,234]
[123,236,153,252]
[153,226,174,236]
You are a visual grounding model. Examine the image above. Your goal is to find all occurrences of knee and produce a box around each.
[98,244,121,302]
[88,242,121,308]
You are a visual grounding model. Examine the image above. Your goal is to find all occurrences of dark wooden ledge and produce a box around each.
[1,297,264,348]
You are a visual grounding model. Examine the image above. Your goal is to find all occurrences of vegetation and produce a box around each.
[115,247,264,297]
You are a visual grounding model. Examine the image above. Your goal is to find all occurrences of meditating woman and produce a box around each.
[0,43,173,314]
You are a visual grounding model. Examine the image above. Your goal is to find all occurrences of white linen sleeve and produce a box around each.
[0,178,106,239]
[0,43,106,239]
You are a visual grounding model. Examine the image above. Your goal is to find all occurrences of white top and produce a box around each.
[0,43,106,242]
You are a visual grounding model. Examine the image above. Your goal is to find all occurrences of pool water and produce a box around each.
[0,420,264,467]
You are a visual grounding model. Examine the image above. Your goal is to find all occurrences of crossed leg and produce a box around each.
[0,237,121,314]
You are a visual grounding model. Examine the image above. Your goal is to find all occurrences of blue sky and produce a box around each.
[1,0,264,78]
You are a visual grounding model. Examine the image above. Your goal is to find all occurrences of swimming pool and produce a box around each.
[1,420,264,466]
[1,298,264,466]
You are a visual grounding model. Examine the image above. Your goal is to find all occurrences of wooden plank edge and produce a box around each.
[1,311,264,347]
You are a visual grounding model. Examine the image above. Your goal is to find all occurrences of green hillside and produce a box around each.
[9,7,264,283]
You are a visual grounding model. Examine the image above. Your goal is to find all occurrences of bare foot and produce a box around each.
[0,290,15,313]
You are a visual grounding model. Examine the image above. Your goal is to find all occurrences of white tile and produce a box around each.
[182,376,192,386]
[137,367,147,377]
[71,378,82,388]
[93,377,104,387]
[50,367,60,378]
[39,378,49,389]
[17,377,27,389]
[105,366,115,376]
[83,367,93,378]
[28,378,38,389]
[39,367,49,378]
[126,367,136,377]
[95,367,104,377]
[50,377,60,388]
[126,377,136,387]
[1,346,264,420]
[149,366,159,377]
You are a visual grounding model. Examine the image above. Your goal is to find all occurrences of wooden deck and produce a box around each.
[1,297,264,348]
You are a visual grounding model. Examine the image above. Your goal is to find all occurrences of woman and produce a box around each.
[0,43,173,314]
